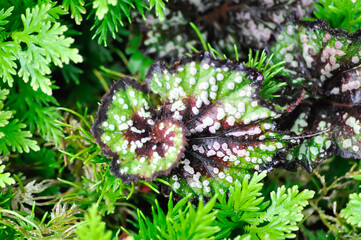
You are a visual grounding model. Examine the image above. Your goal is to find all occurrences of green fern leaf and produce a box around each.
[91,1,130,46]
[91,0,165,45]
[93,0,117,20]
[62,0,86,25]
[0,119,39,155]
[136,193,219,240]
[314,0,361,33]
[0,165,15,188]
[0,42,17,87]
[148,0,167,21]
[215,171,314,239]
[11,3,83,95]
[340,193,361,227]
[75,204,112,240]
[0,89,12,128]
[6,83,64,146]
[247,185,314,239]
[0,7,13,33]
[0,108,12,128]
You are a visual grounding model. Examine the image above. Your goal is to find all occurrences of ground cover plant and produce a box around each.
[0,0,361,239]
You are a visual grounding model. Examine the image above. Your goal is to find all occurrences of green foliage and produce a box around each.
[62,0,86,25]
[0,1,359,240]
[246,185,314,239]
[91,0,167,46]
[215,171,314,239]
[125,31,154,79]
[148,0,167,21]
[0,88,39,154]
[135,172,315,240]
[0,165,15,188]
[0,89,11,130]
[340,193,361,227]
[136,193,220,240]
[6,83,64,146]
[2,3,82,95]
[245,50,286,99]
[75,204,112,240]
[314,0,361,33]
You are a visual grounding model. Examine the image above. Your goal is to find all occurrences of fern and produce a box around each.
[246,185,314,239]
[0,165,15,188]
[62,0,86,25]
[148,0,167,21]
[91,0,166,46]
[91,1,131,46]
[136,193,220,240]
[215,171,314,239]
[340,193,361,227]
[0,3,83,95]
[0,89,11,130]
[6,83,64,146]
[0,119,39,154]
[75,204,112,240]
[0,88,39,154]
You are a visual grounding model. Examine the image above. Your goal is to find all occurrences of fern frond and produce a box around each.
[7,83,64,146]
[0,119,39,154]
[0,89,12,128]
[11,3,82,95]
[314,0,361,33]
[215,171,314,239]
[0,165,15,188]
[75,204,112,240]
[62,0,86,25]
[246,185,314,239]
[148,0,167,21]
[136,193,220,240]
[340,193,361,227]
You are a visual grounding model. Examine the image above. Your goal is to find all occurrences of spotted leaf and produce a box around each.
[147,52,281,130]
[167,123,293,197]
[270,20,361,169]
[324,66,361,105]
[145,52,296,197]
[271,20,361,104]
[280,103,335,172]
[281,102,361,171]
[335,107,361,159]
[135,0,314,60]
[93,52,300,197]
[92,78,187,182]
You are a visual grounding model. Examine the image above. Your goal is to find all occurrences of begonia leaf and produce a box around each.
[271,20,361,169]
[271,20,361,104]
[92,78,187,182]
[334,107,361,159]
[93,52,300,196]
[281,104,335,172]
[136,0,314,60]
[281,103,361,170]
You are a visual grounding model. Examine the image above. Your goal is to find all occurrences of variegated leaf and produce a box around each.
[335,107,361,159]
[136,0,314,60]
[281,104,335,172]
[271,20,361,104]
[145,52,296,196]
[92,78,187,182]
[271,20,361,170]
[282,103,361,170]
[93,52,301,196]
